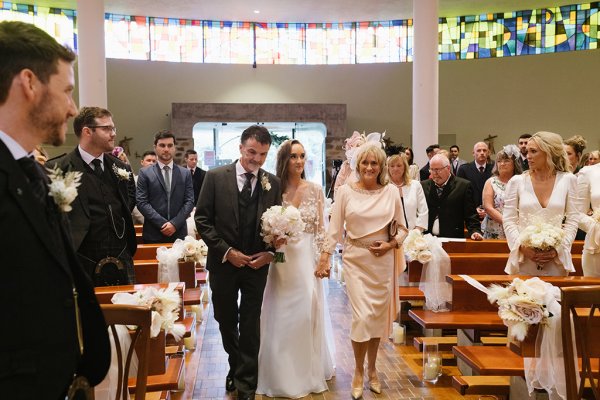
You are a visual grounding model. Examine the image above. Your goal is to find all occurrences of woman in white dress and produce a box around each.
[388,153,428,231]
[503,131,579,276]
[576,163,600,276]
[317,144,407,400]
[257,140,335,398]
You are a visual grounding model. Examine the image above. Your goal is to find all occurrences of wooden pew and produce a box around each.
[134,260,197,289]
[134,243,173,261]
[408,253,583,282]
[134,224,143,234]
[448,275,600,312]
[440,239,583,254]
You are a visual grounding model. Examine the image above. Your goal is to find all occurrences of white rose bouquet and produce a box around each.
[261,205,306,263]
[111,283,186,340]
[519,217,564,252]
[179,235,208,264]
[403,229,433,264]
[487,277,558,341]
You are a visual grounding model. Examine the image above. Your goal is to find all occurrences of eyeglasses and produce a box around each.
[429,167,448,174]
[88,125,117,133]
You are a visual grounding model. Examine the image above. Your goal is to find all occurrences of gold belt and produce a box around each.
[346,237,378,249]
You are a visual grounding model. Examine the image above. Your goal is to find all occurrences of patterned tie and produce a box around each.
[163,165,171,194]
[91,158,103,177]
[435,185,444,197]
[18,156,47,206]
[479,166,484,173]
[241,172,253,201]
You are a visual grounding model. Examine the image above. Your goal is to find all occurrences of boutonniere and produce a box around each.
[46,165,82,212]
[112,164,131,181]
[260,174,271,191]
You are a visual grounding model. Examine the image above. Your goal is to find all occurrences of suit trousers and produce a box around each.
[209,263,269,395]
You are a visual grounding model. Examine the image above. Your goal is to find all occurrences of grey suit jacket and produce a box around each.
[136,162,195,241]
[49,148,137,255]
[195,161,282,272]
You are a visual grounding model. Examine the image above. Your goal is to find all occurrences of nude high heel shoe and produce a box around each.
[368,370,381,394]
[351,373,363,399]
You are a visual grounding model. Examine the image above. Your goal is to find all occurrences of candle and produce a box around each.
[423,361,439,381]
[191,304,203,320]
[429,355,442,376]
[201,288,209,303]
[393,324,405,344]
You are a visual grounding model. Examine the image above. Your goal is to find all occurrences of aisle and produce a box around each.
[193,275,464,399]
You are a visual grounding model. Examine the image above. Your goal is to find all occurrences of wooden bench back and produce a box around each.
[441,239,583,254]
[134,243,173,261]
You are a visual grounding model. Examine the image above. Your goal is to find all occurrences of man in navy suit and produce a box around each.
[184,149,206,204]
[137,130,194,243]
[0,21,109,398]
[457,141,493,219]
[50,107,137,285]
[419,144,440,181]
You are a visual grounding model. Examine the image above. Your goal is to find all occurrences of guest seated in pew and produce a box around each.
[503,131,578,276]
[317,143,408,400]
[0,21,110,397]
[481,145,522,239]
[576,160,600,276]
[420,154,483,240]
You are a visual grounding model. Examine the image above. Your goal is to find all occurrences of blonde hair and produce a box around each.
[354,143,388,186]
[529,131,570,173]
[563,135,587,156]
[387,153,411,186]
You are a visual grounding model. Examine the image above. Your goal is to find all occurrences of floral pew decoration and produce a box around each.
[460,275,577,400]
[404,229,451,312]
[156,236,208,283]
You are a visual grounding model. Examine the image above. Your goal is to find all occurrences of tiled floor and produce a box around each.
[192,267,468,400]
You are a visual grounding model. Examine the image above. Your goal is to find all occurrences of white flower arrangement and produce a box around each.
[519,216,564,252]
[179,235,208,264]
[111,283,186,340]
[261,205,306,262]
[112,164,130,181]
[591,208,600,222]
[46,165,82,212]
[403,229,433,264]
[260,174,271,191]
[324,197,333,217]
[487,277,558,341]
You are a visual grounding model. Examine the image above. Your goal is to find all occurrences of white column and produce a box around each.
[412,0,439,168]
[76,0,107,108]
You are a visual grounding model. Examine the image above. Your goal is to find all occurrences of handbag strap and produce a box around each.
[400,195,409,229]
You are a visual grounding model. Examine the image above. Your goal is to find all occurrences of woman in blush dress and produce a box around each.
[481,145,522,239]
[576,162,600,276]
[257,140,335,398]
[316,144,407,400]
[503,131,579,276]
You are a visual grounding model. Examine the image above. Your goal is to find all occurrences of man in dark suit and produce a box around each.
[50,107,137,286]
[421,154,483,240]
[456,141,493,218]
[137,130,194,243]
[184,149,206,204]
[419,143,440,181]
[195,125,282,400]
[0,21,109,398]
[449,144,467,175]
[517,133,531,171]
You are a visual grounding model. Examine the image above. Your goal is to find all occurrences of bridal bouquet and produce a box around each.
[261,205,306,262]
[519,217,564,252]
[404,229,433,263]
[111,283,186,340]
[487,277,557,341]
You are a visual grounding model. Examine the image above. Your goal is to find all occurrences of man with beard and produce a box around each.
[137,130,194,243]
[0,21,109,398]
[49,107,137,286]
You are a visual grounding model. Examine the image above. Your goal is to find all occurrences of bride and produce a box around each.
[256,139,335,398]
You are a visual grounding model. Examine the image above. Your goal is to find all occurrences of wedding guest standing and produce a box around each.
[0,20,109,397]
[481,145,522,239]
[563,134,587,174]
[403,147,420,180]
[257,140,335,398]
[316,143,407,400]
[388,154,428,231]
[503,131,578,276]
[576,162,600,276]
[195,125,281,400]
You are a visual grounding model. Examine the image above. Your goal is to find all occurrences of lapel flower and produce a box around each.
[46,165,82,212]
[112,164,131,181]
[260,173,271,191]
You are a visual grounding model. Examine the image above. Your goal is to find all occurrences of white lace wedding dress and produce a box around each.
[257,182,335,398]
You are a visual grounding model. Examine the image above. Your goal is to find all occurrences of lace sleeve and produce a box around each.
[322,185,346,253]
[313,184,327,255]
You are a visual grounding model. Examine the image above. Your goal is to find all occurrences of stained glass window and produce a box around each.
[305,23,355,65]
[255,22,305,64]
[105,14,150,60]
[203,21,253,64]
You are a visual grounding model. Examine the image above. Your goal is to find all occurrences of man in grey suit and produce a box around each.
[137,130,194,243]
[195,125,282,400]
[449,144,466,175]
[50,107,137,285]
